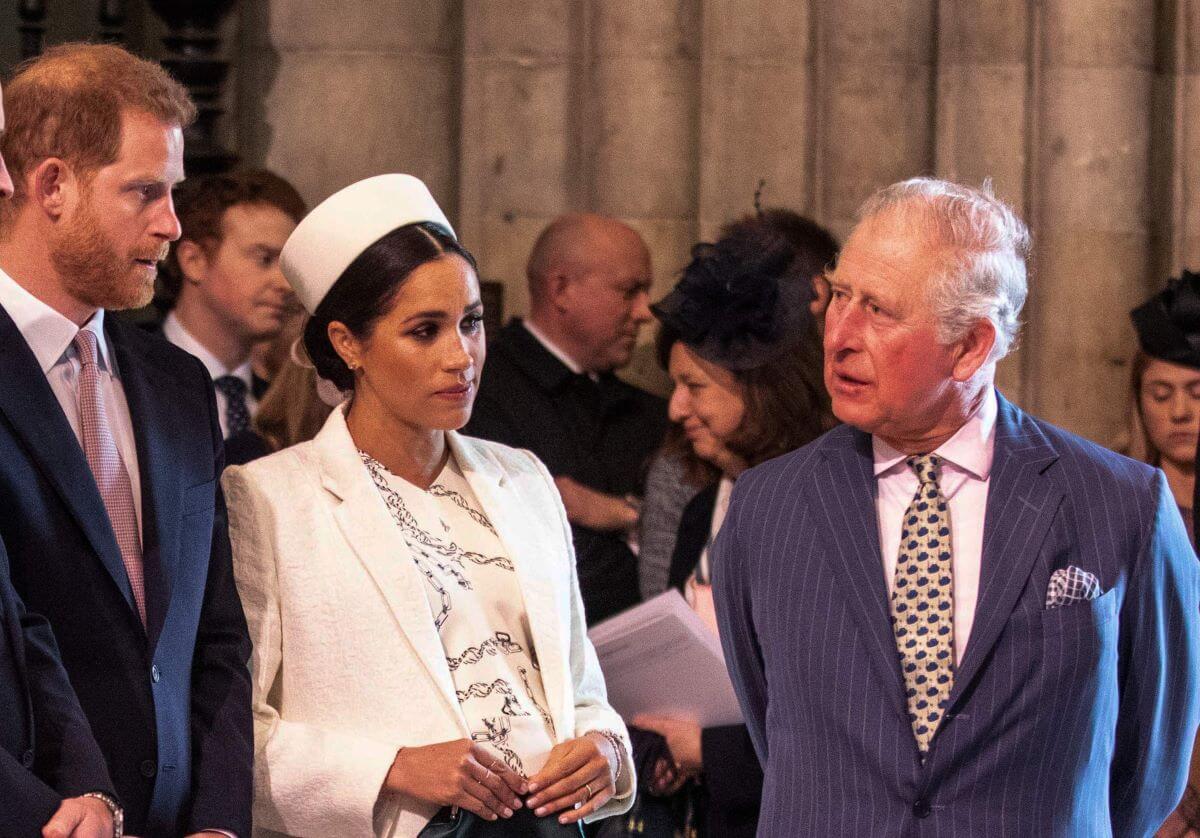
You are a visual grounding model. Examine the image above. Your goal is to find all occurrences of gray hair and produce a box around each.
[858,177,1031,363]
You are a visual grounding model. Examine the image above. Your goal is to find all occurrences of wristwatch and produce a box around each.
[82,791,124,838]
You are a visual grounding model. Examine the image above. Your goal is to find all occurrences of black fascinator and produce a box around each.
[651,222,817,371]
[1130,269,1200,370]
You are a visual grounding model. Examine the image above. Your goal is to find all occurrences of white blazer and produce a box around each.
[222,407,634,838]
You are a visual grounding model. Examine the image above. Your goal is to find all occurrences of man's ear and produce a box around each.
[951,318,997,382]
[29,158,76,220]
[175,240,210,284]
[546,270,573,314]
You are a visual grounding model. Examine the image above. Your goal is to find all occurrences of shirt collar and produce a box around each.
[872,386,997,480]
[0,265,112,374]
[162,312,253,386]
[521,318,587,376]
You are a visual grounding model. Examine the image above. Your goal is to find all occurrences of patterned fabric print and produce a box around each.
[1044,565,1102,609]
[360,450,556,778]
[472,716,524,775]
[430,484,498,535]
[890,454,955,755]
[214,374,250,436]
[362,451,513,572]
[74,330,146,624]
[447,631,525,671]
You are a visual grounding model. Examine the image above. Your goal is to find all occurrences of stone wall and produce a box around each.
[223,0,1199,445]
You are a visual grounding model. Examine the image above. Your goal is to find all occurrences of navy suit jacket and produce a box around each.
[0,306,253,837]
[714,393,1200,837]
[0,536,114,837]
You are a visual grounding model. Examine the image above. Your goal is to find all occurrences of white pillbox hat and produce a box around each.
[280,174,456,314]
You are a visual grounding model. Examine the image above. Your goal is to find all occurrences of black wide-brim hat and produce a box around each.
[1130,269,1200,370]
[651,236,816,372]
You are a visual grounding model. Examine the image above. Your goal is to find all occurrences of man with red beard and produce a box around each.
[0,44,252,838]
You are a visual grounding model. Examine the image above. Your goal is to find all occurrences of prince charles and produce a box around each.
[713,178,1200,836]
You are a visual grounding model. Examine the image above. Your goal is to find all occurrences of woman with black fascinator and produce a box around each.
[615,212,836,838]
[1130,270,1200,838]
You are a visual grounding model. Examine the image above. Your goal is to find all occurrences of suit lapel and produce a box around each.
[108,322,182,649]
[818,428,908,719]
[316,409,467,729]
[0,306,141,623]
[946,394,1062,709]
[449,433,570,737]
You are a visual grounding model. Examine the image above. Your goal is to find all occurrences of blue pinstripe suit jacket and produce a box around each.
[713,392,1200,837]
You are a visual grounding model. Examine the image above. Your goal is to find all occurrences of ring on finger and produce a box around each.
[583,781,594,803]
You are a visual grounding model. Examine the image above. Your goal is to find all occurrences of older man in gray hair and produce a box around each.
[714,177,1200,836]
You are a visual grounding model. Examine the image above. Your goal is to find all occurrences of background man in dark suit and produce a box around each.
[0,78,119,838]
[714,177,1200,836]
[0,43,252,838]
[159,170,306,465]
[465,213,666,623]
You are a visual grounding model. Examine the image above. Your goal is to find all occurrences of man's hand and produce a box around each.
[633,714,703,776]
[41,796,112,838]
[554,477,638,533]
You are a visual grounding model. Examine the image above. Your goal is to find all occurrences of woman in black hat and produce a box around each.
[1129,270,1200,838]
[618,212,835,838]
[1129,270,1200,548]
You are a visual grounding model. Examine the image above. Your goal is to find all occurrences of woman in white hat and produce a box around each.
[221,175,633,838]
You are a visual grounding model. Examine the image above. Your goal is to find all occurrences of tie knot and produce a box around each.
[72,328,101,368]
[906,454,942,486]
[214,375,248,400]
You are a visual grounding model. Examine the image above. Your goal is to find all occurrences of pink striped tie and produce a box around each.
[73,329,146,625]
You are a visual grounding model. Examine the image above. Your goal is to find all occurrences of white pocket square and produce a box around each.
[1045,565,1102,609]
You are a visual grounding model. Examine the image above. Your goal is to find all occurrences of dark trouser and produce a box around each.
[419,806,586,837]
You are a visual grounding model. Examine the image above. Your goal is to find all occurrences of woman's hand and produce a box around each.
[526,733,618,825]
[383,739,527,822]
[633,715,703,776]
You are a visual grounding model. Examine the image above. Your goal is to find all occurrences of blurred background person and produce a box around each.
[1129,270,1200,545]
[223,175,633,837]
[615,215,834,838]
[161,168,307,464]
[1131,270,1200,838]
[637,208,838,599]
[465,213,665,624]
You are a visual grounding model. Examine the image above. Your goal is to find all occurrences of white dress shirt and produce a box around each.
[874,387,997,664]
[162,312,256,438]
[0,267,143,535]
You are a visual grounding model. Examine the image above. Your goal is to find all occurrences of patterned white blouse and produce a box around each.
[361,450,558,778]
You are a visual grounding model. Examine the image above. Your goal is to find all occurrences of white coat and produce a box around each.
[222,407,634,837]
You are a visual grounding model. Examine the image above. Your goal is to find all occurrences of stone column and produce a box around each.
[696,0,815,239]
[236,0,461,211]
[1181,1,1200,269]
[934,0,1032,401]
[816,0,937,241]
[587,0,703,300]
[1027,0,1155,444]
[458,1,575,318]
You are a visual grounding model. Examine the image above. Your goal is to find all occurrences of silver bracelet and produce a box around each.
[82,791,123,838]
[593,729,626,788]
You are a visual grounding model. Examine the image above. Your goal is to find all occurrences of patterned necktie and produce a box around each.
[214,375,250,437]
[890,454,954,754]
[73,329,146,625]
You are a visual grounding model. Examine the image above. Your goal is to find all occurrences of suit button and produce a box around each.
[21,749,34,768]
[913,799,932,818]
[150,664,161,683]
[140,759,157,778]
